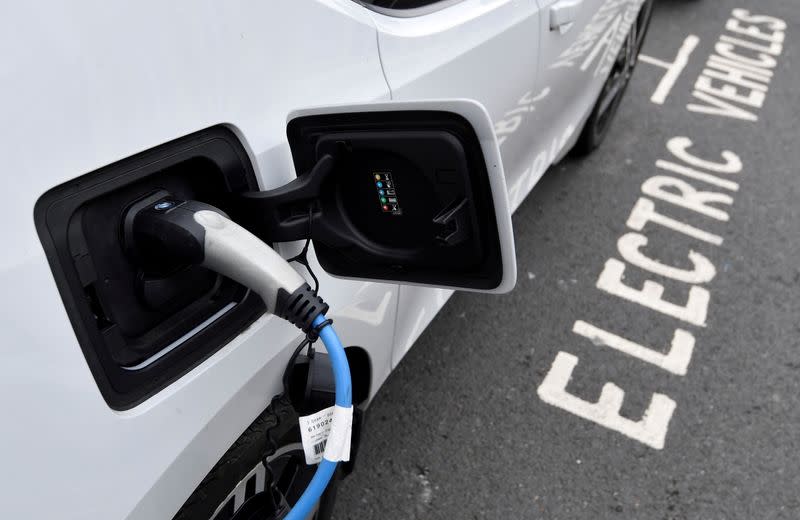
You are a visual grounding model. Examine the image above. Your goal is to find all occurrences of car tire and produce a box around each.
[573,0,654,156]
[172,394,340,520]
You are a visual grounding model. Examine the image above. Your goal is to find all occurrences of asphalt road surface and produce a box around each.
[334,1,799,519]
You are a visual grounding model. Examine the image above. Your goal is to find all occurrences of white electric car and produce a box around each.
[1,0,652,518]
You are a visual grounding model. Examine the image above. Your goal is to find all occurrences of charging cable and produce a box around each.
[128,198,352,519]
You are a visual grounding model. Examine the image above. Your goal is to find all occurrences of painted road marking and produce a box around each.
[573,320,695,376]
[536,9,788,450]
[617,231,716,285]
[540,138,743,449]
[537,352,677,450]
[625,197,724,247]
[641,176,733,222]
[687,9,787,121]
[597,256,711,326]
[639,35,700,105]
[665,136,743,174]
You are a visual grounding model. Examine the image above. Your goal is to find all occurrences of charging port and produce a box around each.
[35,126,264,409]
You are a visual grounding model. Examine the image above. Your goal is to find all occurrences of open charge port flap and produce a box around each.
[283,110,504,290]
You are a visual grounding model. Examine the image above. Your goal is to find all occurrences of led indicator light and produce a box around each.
[154,201,175,211]
[373,171,401,214]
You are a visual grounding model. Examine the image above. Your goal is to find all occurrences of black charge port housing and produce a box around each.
[35,126,265,409]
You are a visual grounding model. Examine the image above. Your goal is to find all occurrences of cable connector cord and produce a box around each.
[128,198,352,518]
[285,314,352,520]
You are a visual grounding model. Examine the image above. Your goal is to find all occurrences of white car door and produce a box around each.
[530,0,638,182]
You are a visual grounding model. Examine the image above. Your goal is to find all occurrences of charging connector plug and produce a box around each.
[126,197,328,331]
[126,196,351,520]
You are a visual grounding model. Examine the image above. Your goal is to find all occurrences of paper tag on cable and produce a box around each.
[298,405,353,465]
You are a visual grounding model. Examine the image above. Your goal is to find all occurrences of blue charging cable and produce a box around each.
[127,199,353,519]
[285,314,352,520]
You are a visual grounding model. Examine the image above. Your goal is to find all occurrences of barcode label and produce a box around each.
[313,440,327,456]
[298,405,352,465]
[298,406,336,465]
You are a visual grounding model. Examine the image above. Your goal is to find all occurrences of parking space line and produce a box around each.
[640,35,701,105]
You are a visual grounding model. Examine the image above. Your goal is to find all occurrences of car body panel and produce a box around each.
[0,1,397,518]
[0,0,643,517]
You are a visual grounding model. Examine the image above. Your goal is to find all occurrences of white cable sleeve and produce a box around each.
[323,405,353,462]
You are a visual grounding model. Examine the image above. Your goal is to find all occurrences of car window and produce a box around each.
[357,0,462,11]
[359,0,435,7]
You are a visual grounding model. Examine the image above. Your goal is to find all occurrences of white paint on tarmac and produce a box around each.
[573,320,695,376]
[597,258,711,326]
[655,159,740,192]
[536,9,787,452]
[617,232,717,284]
[537,352,676,450]
[687,10,787,122]
[642,176,733,221]
[639,35,700,105]
[626,197,724,246]
[666,136,743,174]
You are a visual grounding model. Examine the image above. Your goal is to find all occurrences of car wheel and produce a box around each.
[172,394,340,520]
[573,0,654,155]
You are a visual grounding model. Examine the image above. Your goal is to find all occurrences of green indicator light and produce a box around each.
[380,197,387,203]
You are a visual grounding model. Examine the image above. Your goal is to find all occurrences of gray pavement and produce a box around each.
[334,1,800,518]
